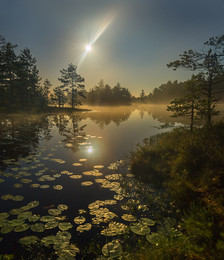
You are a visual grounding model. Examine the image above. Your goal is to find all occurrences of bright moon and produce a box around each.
[85,44,92,52]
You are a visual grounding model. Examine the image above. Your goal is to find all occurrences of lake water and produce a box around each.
[0,104,218,259]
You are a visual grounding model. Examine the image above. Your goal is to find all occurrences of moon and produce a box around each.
[85,44,92,52]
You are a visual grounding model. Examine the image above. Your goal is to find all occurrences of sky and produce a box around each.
[1,0,224,95]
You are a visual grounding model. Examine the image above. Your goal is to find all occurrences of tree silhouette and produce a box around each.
[167,35,224,125]
[58,63,85,108]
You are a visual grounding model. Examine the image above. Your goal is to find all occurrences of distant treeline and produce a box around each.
[83,80,132,106]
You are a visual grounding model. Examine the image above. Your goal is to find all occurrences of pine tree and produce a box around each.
[58,64,85,108]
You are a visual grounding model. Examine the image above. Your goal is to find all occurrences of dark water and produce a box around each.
[0,105,206,258]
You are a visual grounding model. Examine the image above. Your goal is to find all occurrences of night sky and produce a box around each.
[1,0,224,95]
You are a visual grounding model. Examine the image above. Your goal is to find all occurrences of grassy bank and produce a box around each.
[130,123,224,259]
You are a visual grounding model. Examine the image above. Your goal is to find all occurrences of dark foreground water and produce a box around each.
[0,105,201,259]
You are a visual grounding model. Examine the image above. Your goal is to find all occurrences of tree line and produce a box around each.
[0,36,86,111]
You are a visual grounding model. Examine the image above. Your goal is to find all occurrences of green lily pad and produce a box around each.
[45,221,59,229]
[81,181,93,186]
[28,214,40,222]
[40,215,56,222]
[56,231,71,241]
[76,223,91,232]
[140,218,155,226]
[101,222,128,236]
[13,195,24,201]
[14,223,30,232]
[70,175,82,179]
[146,233,160,245]
[48,209,61,216]
[58,204,68,211]
[41,235,57,246]
[27,201,40,209]
[9,208,23,215]
[74,216,86,225]
[13,183,23,188]
[8,219,25,226]
[17,211,32,220]
[31,223,45,232]
[121,214,137,222]
[53,185,63,190]
[0,213,9,220]
[130,222,151,235]
[59,222,73,231]
[40,185,50,189]
[1,226,14,234]
[102,240,123,257]
[20,236,39,245]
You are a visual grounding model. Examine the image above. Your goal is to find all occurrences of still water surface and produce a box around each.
[0,105,186,258]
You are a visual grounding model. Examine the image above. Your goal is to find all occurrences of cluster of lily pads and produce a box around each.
[0,137,163,259]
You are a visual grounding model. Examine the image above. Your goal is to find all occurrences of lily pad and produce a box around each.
[40,185,50,189]
[40,215,56,222]
[70,175,82,179]
[45,221,59,229]
[58,204,68,211]
[130,222,151,235]
[1,226,14,234]
[146,233,160,245]
[81,181,93,186]
[41,235,57,246]
[27,201,40,209]
[74,216,85,224]
[59,222,73,231]
[8,219,25,226]
[102,240,123,257]
[94,165,104,169]
[17,211,32,220]
[140,218,155,226]
[0,213,9,220]
[20,236,39,245]
[48,209,61,216]
[56,231,71,241]
[53,185,63,190]
[76,223,91,232]
[28,214,40,222]
[13,183,23,188]
[121,214,137,222]
[14,223,30,232]
[101,222,128,236]
[72,163,82,166]
[31,223,45,232]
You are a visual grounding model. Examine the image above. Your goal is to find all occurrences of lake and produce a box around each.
[0,104,220,259]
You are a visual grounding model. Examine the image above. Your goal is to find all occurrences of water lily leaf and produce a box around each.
[72,163,82,166]
[94,165,104,169]
[102,240,123,257]
[78,209,86,214]
[59,222,73,231]
[140,218,155,226]
[81,181,93,186]
[121,214,137,222]
[56,231,71,241]
[70,175,82,179]
[114,195,123,201]
[14,223,30,232]
[48,209,61,216]
[146,233,160,244]
[45,221,59,229]
[28,214,40,222]
[40,185,50,189]
[13,183,23,188]
[31,223,45,232]
[13,195,24,201]
[58,204,68,211]
[40,215,56,222]
[101,222,128,236]
[20,178,32,183]
[30,184,40,188]
[1,226,14,234]
[17,211,32,220]
[79,159,87,162]
[20,235,39,245]
[130,223,151,235]
[41,235,57,246]
[8,219,25,226]
[27,201,39,209]
[53,185,63,190]
[76,223,91,232]
[74,216,85,225]
[50,158,65,164]
[0,179,5,184]
[0,213,9,220]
